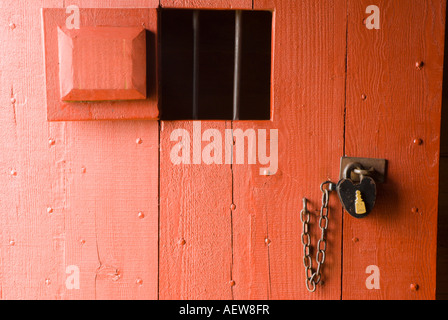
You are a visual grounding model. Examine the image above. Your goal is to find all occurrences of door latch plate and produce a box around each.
[339,157,387,183]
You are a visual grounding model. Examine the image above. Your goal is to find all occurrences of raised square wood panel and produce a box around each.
[42,8,159,121]
[58,26,147,101]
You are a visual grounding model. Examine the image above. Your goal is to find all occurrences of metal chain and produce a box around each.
[301,181,335,293]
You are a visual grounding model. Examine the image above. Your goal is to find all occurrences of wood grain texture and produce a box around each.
[63,120,159,300]
[344,0,446,300]
[159,121,235,299]
[0,0,159,299]
[0,0,65,300]
[231,0,346,300]
[441,11,448,158]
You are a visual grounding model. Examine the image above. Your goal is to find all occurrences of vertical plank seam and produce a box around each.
[158,121,161,300]
[265,210,272,299]
[340,0,349,301]
[10,86,17,126]
[158,1,161,301]
[94,203,102,300]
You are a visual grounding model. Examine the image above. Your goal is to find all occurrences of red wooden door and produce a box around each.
[0,0,445,300]
[159,0,446,300]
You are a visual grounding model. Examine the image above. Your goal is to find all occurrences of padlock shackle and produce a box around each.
[342,162,363,181]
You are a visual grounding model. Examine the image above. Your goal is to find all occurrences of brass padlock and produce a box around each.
[337,159,383,219]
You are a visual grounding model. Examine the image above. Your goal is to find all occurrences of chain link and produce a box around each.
[301,181,335,293]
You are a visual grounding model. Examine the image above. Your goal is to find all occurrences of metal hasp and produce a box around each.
[339,157,387,184]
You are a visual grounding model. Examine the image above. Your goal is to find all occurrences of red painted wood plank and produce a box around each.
[0,0,159,300]
[0,0,65,300]
[59,0,160,300]
[159,0,252,301]
[64,121,159,300]
[343,0,446,300]
[159,121,234,299]
[231,0,347,300]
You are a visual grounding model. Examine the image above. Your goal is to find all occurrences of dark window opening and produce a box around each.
[160,9,272,120]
